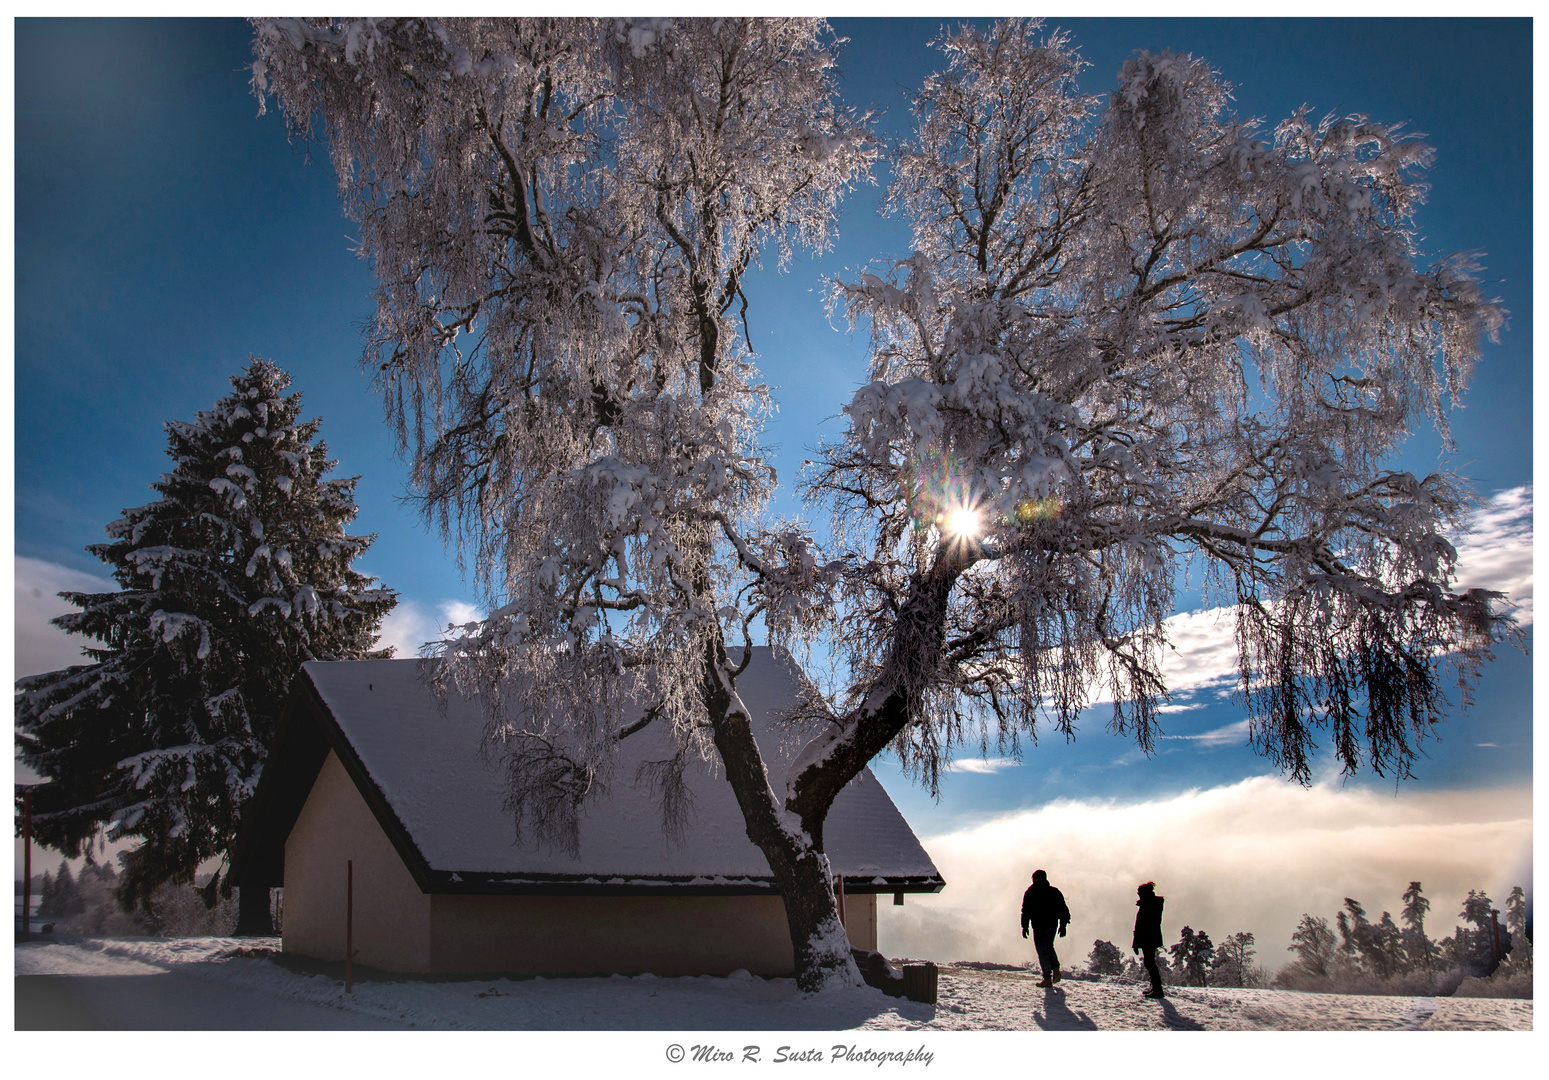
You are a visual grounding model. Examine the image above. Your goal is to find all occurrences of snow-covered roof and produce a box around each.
[235,648,942,895]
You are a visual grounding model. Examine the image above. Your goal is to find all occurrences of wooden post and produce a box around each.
[345,859,353,994]
[834,874,846,928]
[902,962,939,1004]
[22,792,33,942]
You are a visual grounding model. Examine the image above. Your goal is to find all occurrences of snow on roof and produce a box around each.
[301,647,941,886]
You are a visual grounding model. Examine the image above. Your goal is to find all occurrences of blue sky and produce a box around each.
[12,18,1533,958]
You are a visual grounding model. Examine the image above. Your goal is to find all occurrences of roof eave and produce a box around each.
[417,872,947,897]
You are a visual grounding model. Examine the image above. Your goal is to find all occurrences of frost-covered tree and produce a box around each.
[812,20,1514,796]
[1087,938,1125,976]
[252,15,874,989]
[37,860,85,919]
[252,16,1513,990]
[1169,925,1215,986]
[1502,885,1530,974]
[15,359,396,932]
[1400,880,1439,971]
[1336,897,1375,966]
[1211,930,1257,987]
[1287,913,1336,978]
[1503,885,1527,939]
[1450,889,1502,974]
[1368,911,1405,978]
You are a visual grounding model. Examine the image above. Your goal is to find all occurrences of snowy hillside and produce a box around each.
[15,936,1530,1031]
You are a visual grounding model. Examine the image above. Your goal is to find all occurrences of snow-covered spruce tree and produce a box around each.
[252,18,1513,991]
[15,359,396,933]
[1086,939,1125,976]
[1170,926,1215,986]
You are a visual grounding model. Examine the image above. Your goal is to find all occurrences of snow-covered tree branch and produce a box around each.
[807,22,1514,805]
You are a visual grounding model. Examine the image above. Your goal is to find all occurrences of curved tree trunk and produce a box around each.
[233,885,274,936]
[701,639,860,993]
[699,552,969,991]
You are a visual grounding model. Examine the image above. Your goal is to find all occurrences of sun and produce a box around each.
[942,505,983,541]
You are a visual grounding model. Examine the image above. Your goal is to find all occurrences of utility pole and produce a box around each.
[21,791,33,942]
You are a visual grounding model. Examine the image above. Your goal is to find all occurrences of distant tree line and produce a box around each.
[1082,881,1530,998]
[27,858,279,938]
[1277,882,1529,997]
[1086,927,1264,988]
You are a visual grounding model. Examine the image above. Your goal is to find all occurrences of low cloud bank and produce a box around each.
[878,777,1531,972]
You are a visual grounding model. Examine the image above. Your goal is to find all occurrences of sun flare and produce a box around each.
[943,506,983,540]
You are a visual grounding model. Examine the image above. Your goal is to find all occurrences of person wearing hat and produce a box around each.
[1132,881,1166,998]
[1020,869,1071,987]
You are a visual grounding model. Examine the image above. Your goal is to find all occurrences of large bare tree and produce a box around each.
[253,17,1513,991]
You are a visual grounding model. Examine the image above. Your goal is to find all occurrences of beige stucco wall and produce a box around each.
[283,750,431,971]
[428,890,879,976]
[427,893,791,975]
[282,750,884,975]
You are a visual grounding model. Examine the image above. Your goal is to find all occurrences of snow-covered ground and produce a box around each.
[14,936,1531,1031]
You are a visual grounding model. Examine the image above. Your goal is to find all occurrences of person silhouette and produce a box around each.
[1021,869,1070,987]
[1133,881,1165,998]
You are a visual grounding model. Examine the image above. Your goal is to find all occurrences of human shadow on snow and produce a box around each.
[1032,987,1098,1030]
[1155,997,1205,1030]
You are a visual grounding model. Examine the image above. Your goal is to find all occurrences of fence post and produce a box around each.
[833,874,847,929]
[345,859,353,994]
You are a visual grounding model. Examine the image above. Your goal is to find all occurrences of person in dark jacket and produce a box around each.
[1132,881,1165,998]
[1021,869,1070,987]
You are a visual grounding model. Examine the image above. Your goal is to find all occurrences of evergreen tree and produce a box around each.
[1287,914,1336,978]
[1503,885,1527,940]
[1169,926,1215,987]
[1368,911,1404,978]
[36,860,84,918]
[1502,885,1530,974]
[1336,897,1372,963]
[1400,881,1439,971]
[1086,939,1125,977]
[1454,889,1500,974]
[15,358,396,932]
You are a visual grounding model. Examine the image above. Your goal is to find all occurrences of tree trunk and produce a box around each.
[701,639,860,993]
[233,885,274,936]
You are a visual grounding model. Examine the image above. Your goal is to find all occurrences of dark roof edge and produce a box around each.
[296,666,443,893]
[418,873,947,897]
[230,665,439,892]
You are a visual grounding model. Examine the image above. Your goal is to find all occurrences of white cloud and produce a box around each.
[878,778,1531,972]
[1160,718,1251,747]
[440,599,483,628]
[14,556,115,679]
[1452,484,1533,627]
[374,597,485,658]
[948,757,1021,775]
